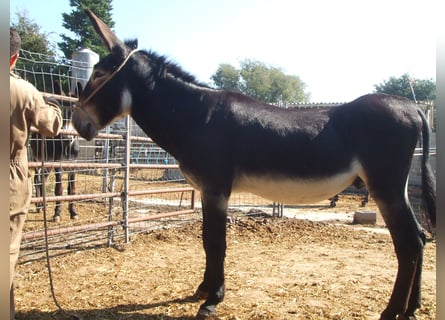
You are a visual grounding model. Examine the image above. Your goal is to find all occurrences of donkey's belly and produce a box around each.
[233,160,364,204]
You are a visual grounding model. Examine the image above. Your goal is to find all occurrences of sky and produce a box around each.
[9,0,436,102]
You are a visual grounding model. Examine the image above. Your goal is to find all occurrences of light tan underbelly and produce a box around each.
[232,160,365,204]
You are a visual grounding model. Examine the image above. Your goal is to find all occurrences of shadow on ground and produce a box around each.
[16,296,201,320]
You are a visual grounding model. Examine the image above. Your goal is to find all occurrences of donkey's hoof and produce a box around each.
[53,215,61,223]
[196,305,217,319]
[397,315,416,320]
[378,310,399,320]
[70,214,78,220]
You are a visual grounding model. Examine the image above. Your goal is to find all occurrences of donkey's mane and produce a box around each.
[139,47,211,89]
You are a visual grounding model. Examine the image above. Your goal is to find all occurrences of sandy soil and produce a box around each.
[14,195,436,320]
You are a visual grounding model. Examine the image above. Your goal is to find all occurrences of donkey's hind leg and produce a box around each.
[403,230,426,319]
[361,190,369,207]
[372,190,425,320]
[34,168,50,213]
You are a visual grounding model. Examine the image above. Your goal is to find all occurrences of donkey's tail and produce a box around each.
[417,108,436,229]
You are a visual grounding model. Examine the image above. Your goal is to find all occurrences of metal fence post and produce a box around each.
[124,116,131,243]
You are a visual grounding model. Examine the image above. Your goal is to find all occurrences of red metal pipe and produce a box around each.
[28,161,180,170]
[30,187,194,204]
[23,220,122,240]
[126,209,195,224]
[22,209,195,241]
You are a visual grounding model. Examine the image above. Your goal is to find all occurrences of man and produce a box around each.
[10,28,63,319]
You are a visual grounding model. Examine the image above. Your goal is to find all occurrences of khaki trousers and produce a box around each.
[10,161,31,288]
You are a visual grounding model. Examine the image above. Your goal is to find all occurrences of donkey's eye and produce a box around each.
[92,70,106,80]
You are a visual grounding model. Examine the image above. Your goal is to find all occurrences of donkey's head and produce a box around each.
[72,9,138,140]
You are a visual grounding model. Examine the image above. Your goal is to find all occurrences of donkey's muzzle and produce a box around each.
[71,106,99,141]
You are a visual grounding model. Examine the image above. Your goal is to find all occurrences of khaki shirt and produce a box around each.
[10,71,62,163]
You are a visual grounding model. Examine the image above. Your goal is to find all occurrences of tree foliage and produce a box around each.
[211,63,240,92]
[10,10,67,92]
[58,0,114,58]
[10,10,55,55]
[374,73,436,102]
[211,59,310,104]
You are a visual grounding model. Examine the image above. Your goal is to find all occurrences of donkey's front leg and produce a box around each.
[53,168,63,222]
[34,168,44,213]
[196,191,229,318]
[67,171,78,220]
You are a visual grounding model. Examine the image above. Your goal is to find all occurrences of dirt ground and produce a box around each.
[14,195,436,320]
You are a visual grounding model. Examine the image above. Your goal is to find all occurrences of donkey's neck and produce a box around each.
[131,74,218,161]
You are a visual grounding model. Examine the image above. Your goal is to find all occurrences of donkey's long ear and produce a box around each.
[85,8,125,53]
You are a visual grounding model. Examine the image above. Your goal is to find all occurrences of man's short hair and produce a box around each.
[10,28,21,57]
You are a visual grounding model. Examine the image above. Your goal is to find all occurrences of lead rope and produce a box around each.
[40,137,80,320]
[40,48,137,319]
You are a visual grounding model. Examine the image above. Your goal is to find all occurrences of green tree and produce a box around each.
[211,63,240,91]
[374,73,436,103]
[10,10,65,92]
[211,59,310,104]
[58,0,114,58]
[10,10,55,55]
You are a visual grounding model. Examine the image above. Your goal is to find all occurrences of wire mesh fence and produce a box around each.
[17,50,197,263]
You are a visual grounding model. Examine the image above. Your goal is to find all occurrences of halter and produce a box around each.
[78,48,139,108]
